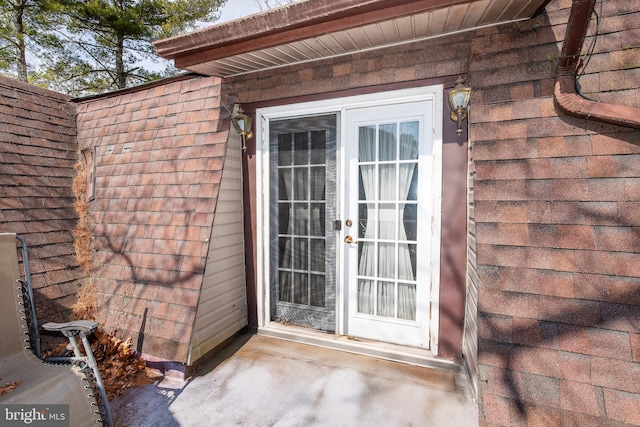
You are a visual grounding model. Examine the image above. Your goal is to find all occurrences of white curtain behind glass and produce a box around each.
[358,126,376,315]
[398,122,418,320]
[357,122,418,320]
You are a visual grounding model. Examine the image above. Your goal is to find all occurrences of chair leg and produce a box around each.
[79,332,113,427]
[66,334,83,358]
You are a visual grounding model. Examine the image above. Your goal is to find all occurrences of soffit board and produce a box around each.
[155,0,549,78]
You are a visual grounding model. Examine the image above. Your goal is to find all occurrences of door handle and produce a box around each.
[344,235,357,244]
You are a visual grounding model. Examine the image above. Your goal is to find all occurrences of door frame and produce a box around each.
[255,86,444,354]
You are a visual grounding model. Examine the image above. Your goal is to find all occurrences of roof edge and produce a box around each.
[154,0,469,61]
[71,73,203,103]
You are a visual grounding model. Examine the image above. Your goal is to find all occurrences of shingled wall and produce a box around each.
[75,75,231,364]
[0,75,82,322]
[472,0,640,425]
[226,23,472,361]
[226,0,640,423]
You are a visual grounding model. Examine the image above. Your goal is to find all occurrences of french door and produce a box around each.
[269,115,337,332]
[265,90,439,349]
[344,102,434,348]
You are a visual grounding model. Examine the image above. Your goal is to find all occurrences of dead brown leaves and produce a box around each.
[68,161,160,401]
[0,380,21,397]
[71,281,98,322]
[72,161,92,273]
[43,328,159,401]
[92,330,159,400]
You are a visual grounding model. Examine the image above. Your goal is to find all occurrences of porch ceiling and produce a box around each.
[154,0,550,78]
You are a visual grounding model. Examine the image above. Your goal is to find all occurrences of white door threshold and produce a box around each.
[258,322,459,372]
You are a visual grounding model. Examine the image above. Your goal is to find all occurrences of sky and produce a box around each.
[147,2,264,72]
[217,1,304,23]
[150,1,297,72]
[218,1,264,23]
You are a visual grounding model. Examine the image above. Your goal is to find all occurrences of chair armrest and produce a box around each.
[42,320,99,337]
[41,319,112,426]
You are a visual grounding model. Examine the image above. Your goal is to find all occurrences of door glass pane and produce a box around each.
[405,164,418,201]
[310,130,326,164]
[358,241,375,277]
[279,271,292,302]
[279,237,291,268]
[379,123,396,161]
[358,203,369,239]
[278,169,291,200]
[357,279,374,315]
[310,203,325,237]
[360,165,375,200]
[293,168,308,200]
[294,132,308,164]
[293,238,308,270]
[378,242,395,279]
[310,239,325,272]
[399,122,419,160]
[310,167,325,200]
[293,203,307,234]
[278,134,292,166]
[400,204,417,241]
[359,126,376,162]
[310,274,325,307]
[379,164,396,200]
[398,283,416,320]
[377,281,395,317]
[398,243,416,281]
[378,204,395,240]
[293,273,308,304]
[278,203,290,234]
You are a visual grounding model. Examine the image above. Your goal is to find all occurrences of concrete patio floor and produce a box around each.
[111,333,478,427]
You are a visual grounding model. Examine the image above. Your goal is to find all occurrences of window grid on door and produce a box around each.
[277,130,327,308]
[356,120,419,321]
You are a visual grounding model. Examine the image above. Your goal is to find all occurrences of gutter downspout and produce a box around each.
[554,0,640,130]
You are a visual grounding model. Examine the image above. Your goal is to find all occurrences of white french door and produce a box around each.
[344,101,435,348]
[260,87,442,351]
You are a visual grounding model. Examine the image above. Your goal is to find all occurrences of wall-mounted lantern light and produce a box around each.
[448,77,471,136]
[231,107,253,151]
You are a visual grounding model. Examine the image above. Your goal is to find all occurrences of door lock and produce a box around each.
[345,219,353,227]
[344,235,357,244]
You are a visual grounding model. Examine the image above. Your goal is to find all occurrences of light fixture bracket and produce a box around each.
[231,107,253,151]
[448,77,471,136]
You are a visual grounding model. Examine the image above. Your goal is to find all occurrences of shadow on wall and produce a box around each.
[94,215,204,360]
[474,3,640,422]
[439,241,467,359]
[478,123,640,418]
[88,107,232,362]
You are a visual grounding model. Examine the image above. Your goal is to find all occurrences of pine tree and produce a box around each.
[0,0,58,82]
[45,0,226,95]
[1,0,226,95]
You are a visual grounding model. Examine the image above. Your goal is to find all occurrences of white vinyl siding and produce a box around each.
[462,147,478,398]
[188,132,248,365]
